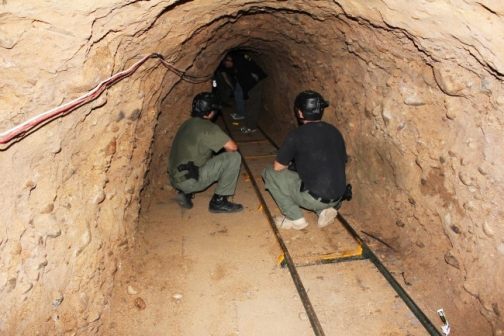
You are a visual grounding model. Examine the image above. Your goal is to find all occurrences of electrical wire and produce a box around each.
[158,58,213,83]
[0,53,213,145]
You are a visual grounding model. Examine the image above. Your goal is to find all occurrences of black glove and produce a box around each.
[177,161,199,181]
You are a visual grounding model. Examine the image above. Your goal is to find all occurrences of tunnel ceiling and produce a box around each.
[1,0,504,335]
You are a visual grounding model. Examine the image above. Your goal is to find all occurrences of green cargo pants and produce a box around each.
[262,164,340,221]
[172,151,241,196]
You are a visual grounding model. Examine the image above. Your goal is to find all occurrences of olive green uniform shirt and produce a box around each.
[168,117,230,179]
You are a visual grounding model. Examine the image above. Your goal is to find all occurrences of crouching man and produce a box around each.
[168,92,243,213]
[262,90,347,229]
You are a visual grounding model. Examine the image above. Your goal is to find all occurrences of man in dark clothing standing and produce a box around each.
[221,52,267,134]
[262,90,347,229]
[168,92,243,213]
[213,62,234,107]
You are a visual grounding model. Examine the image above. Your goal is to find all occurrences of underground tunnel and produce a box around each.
[1,0,504,335]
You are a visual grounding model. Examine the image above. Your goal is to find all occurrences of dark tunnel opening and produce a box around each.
[138,8,501,334]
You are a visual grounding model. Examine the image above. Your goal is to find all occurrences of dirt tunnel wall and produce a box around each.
[1,0,503,334]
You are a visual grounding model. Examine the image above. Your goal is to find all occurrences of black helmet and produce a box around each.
[192,92,222,117]
[294,90,329,120]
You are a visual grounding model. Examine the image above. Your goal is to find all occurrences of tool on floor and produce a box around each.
[437,309,450,335]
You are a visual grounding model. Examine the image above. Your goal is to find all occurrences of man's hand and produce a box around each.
[223,139,238,152]
[273,160,287,171]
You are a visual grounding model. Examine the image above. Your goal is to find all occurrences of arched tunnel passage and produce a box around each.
[1,1,503,335]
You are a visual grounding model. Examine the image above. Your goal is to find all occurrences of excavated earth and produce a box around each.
[1,0,504,335]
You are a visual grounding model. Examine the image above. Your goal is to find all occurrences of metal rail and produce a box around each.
[220,117,441,336]
[220,118,326,336]
[337,213,441,336]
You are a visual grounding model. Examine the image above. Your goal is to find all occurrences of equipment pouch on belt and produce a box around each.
[342,183,352,201]
[177,161,199,181]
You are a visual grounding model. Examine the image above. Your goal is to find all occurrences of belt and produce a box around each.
[300,182,340,204]
[306,190,340,204]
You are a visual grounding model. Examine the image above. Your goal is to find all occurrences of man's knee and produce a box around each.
[225,151,241,167]
[216,151,241,172]
[262,164,274,179]
[229,150,241,161]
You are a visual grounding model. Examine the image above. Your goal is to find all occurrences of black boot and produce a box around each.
[175,190,194,209]
[209,194,243,213]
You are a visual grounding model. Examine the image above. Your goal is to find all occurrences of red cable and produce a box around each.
[0,54,213,145]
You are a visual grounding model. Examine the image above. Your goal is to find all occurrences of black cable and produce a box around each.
[361,230,397,252]
[148,53,214,83]
[150,53,165,59]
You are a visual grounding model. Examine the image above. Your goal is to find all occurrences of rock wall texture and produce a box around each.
[1,0,503,334]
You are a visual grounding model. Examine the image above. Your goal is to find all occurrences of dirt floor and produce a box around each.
[102,111,434,335]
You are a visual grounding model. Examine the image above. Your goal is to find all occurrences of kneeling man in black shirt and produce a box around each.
[262,90,347,229]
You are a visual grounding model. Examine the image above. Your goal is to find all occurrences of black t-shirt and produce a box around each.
[276,121,347,200]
